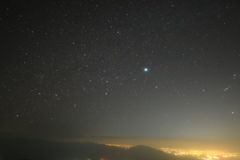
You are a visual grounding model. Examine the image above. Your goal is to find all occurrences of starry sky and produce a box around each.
[1,0,240,140]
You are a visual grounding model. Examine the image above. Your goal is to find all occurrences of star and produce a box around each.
[144,68,149,72]
[223,86,230,92]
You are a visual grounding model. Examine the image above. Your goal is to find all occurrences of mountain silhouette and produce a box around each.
[0,138,197,160]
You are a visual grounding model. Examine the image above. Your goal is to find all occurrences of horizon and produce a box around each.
[1,1,240,158]
[1,132,240,153]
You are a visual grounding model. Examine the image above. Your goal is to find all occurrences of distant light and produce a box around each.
[144,68,148,72]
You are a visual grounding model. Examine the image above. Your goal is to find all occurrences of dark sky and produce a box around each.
[1,0,240,140]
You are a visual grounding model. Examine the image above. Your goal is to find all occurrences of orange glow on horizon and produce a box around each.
[160,147,240,160]
[104,143,240,160]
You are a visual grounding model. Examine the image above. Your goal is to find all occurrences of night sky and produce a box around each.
[1,0,240,140]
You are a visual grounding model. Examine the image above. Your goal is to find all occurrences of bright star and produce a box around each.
[144,68,148,72]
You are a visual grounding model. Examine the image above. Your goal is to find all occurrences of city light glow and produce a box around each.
[105,143,240,160]
[160,147,240,160]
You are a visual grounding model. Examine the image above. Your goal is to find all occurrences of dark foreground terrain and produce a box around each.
[0,138,197,160]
